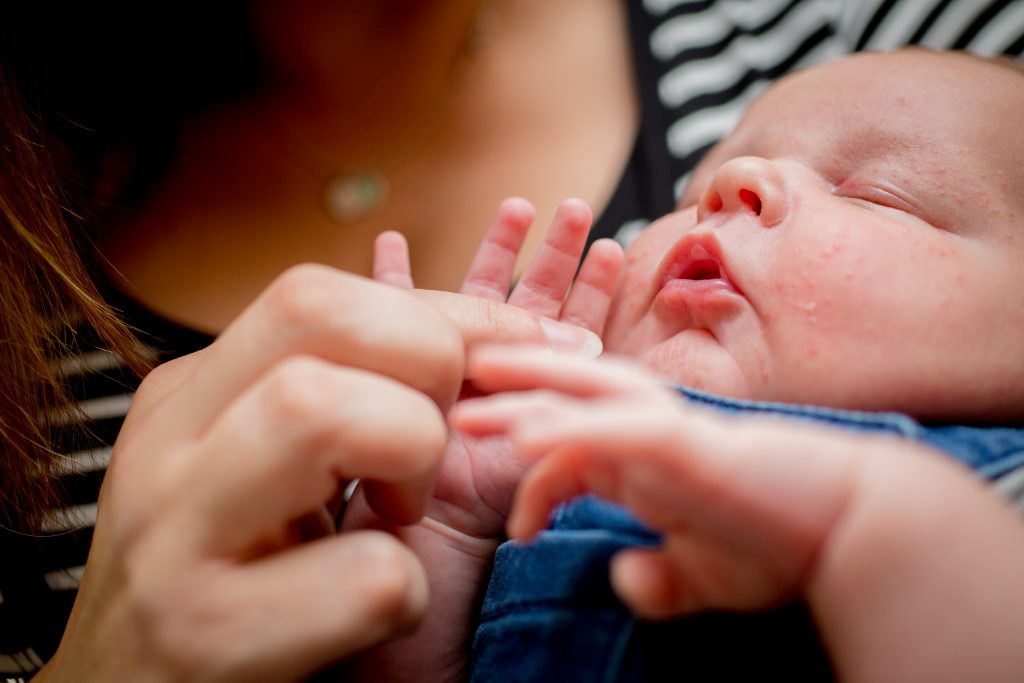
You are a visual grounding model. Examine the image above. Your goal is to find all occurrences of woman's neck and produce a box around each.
[98,0,637,335]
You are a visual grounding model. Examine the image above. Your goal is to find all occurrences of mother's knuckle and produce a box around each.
[261,357,330,421]
[137,357,180,389]
[264,264,343,332]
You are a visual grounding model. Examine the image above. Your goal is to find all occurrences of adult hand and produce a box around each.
[40,267,470,682]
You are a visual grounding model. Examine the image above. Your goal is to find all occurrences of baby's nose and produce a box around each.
[697,156,787,227]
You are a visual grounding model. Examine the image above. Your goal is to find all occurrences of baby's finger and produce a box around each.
[611,547,693,619]
[612,536,792,617]
[373,231,414,289]
[507,445,605,538]
[558,238,624,334]
[501,404,864,598]
[460,198,535,301]
[413,290,602,358]
[181,358,447,555]
[507,199,593,318]
[451,388,579,437]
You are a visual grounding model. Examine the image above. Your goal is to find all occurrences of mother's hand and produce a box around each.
[43,266,472,682]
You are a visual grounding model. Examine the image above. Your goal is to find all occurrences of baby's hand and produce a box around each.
[452,346,860,618]
[374,197,624,341]
[455,345,1024,683]
[372,198,625,536]
[342,202,622,681]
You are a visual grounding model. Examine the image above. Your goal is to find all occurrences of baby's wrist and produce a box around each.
[415,514,503,564]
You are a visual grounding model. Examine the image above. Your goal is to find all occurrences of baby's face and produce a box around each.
[604,50,1024,421]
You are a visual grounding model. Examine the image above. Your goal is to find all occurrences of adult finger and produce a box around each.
[179,357,448,554]
[558,238,624,335]
[459,345,662,398]
[373,231,415,289]
[413,290,602,359]
[460,197,535,301]
[161,266,465,437]
[173,531,429,682]
[506,198,593,318]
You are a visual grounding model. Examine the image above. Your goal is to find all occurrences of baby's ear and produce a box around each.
[372,230,414,289]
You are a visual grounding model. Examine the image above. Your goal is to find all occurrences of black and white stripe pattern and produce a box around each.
[3,0,1024,677]
[613,0,1024,246]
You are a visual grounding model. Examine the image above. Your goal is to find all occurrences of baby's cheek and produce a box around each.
[757,265,841,363]
[604,253,658,340]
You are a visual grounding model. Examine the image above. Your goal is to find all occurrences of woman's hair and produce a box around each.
[0,61,150,532]
[0,2,265,531]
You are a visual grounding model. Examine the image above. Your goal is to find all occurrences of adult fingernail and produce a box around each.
[539,318,603,358]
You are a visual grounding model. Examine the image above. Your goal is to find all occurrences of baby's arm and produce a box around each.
[342,199,622,681]
[453,346,1024,683]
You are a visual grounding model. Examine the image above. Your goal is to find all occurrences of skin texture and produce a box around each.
[372,50,1024,683]
[603,50,1024,422]
[35,262,609,682]
[99,0,637,332]
[452,346,1024,683]
[341,199,623,681]
[50,48,1022,682]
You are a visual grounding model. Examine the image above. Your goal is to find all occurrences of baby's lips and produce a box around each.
[539,318,603,358]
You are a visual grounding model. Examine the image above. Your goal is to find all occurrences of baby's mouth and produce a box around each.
[661,243,730,286]
[666,256,722,282]
[654,238,744,306]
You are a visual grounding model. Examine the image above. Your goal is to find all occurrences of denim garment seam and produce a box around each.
[672,385,1024,478]
[603,618,637,683]
[673,385,922,435]
[978,451,1024,479]
[479,601,630,621]
[479,528,660,620]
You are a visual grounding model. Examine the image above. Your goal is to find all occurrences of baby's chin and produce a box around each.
[639,345,754,399]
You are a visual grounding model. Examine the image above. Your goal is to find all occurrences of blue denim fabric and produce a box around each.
[676,387,1024,478]
[469,388,1024,683]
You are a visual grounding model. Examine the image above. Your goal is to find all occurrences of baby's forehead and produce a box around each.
[678,50,1024,237]
[726,51,1024,182]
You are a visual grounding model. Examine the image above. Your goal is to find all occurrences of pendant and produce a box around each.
[323,171,390,223]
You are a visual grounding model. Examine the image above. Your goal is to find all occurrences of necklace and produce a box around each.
[323,170,390,223]
[320,5,498,224]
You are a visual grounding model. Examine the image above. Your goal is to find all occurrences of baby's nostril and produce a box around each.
[739,189,762,216]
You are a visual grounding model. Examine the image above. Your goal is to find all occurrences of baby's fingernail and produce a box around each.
[539,318,603,358]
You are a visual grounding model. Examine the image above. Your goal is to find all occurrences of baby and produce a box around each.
[600,47,1024,422]
[349,48,1024,682]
